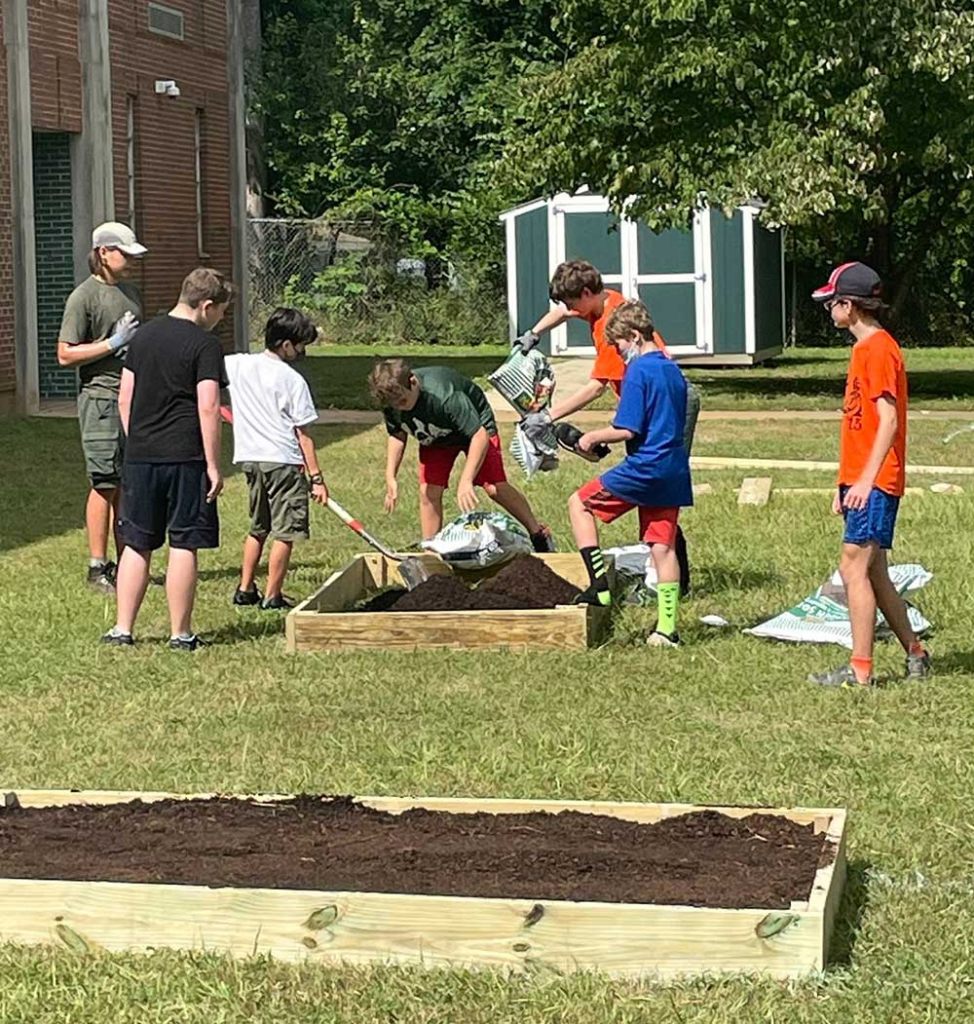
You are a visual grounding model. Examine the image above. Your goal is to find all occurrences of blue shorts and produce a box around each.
[840,485,900,549]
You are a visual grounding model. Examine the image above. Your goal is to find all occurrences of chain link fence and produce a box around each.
[246,217,375,343]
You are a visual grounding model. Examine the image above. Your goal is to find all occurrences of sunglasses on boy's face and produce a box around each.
[824,298,851,311]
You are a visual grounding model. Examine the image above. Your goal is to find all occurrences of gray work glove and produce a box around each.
[521,408,552,443]
[514,329,540,355]
[108,310,139,354]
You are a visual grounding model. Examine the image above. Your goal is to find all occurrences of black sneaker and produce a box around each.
[260,594,295,611]
[169,634,208,651]
[573,583,612,607]
[100,627,134,647]
[233,586,262,607]
[87,562,116,595]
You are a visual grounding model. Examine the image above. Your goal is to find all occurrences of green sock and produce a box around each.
[580,546,612,606]
[656,582,680,637]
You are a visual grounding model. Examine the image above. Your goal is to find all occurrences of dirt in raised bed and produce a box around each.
[359,556,582,613]
[0,797,832,909]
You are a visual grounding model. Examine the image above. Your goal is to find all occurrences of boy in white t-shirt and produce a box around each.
[225,308,328,609]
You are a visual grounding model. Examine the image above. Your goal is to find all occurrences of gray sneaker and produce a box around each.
[86,561,116,595]
[905,650,931,680]
[808,664,876,689]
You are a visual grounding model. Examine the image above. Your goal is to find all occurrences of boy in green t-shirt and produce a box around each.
[369,359,554,549]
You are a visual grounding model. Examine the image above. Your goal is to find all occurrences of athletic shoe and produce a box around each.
[573,584,612,607]
[169,634,208,651]
[808,664,876,689]
[260,594,295,611]
[87,562,117,595]
[100,627,133,647]
[233,586,262,607]
[905,649,932,680]
[530,524,557,553]
[646,630,680,648]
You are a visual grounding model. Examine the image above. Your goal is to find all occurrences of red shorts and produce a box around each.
[576,478,679,546]
[418,433,508,489]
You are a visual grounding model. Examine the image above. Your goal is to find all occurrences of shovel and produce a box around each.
[325,497,434,590]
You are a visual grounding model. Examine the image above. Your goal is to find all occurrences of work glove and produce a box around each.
[520,408,552,443]
[513,329,540,354]
[554,421,611,463]
[108,310,139,355]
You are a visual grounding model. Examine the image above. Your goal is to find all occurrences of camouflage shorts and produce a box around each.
[78,391,124,489]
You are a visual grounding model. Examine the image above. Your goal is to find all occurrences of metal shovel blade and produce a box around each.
[398,556,432,590]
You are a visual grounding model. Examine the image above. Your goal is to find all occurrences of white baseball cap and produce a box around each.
[91,221,148,256]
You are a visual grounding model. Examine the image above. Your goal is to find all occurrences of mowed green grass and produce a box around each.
[2,414,974,1022]
[299,343,974,414]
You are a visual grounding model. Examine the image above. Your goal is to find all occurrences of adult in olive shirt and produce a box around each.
[57,222,146,593]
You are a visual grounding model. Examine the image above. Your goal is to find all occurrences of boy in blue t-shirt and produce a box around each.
[567,300,693,647]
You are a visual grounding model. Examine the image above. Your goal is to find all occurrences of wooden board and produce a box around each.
[0,789,848,979]
[738,477,773,506]
[287,553,612,653]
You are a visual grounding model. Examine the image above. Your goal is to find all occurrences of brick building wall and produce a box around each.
[108,0,234,341]
[0,0,240,405]
[33,131,78,398]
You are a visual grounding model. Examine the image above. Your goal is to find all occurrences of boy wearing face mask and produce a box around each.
[224,307,329,610]
[568,300,692,647]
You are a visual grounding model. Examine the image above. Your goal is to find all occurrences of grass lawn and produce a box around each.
[2,414,974,1022]
[296,343,974,416]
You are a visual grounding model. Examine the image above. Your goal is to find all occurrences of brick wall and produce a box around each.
[27,0,82,132]
[0,6,14,400]
[108,0,235,344]
[33,131,78,398]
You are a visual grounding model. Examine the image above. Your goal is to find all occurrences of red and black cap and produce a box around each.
[812,262,883,303]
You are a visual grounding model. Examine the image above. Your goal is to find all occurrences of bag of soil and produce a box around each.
[421,511,533,570]
[488,349,559,479]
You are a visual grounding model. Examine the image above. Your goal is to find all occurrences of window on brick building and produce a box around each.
[126,95,137,231]
[195,108,207,259]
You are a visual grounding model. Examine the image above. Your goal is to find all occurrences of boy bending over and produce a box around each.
[369,359,553,549]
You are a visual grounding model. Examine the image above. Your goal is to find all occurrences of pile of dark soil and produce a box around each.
[360,556,582,613]
[0,797,832,909]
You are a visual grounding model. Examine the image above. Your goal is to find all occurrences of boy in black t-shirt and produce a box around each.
[102,268,232,651]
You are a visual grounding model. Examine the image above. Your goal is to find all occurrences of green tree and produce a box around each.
[258,0,562,275]
[506,0,974,330]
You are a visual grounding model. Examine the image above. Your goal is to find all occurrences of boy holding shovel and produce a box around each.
[369,359,553,549]
[567,300,692,648]
[807,262,931,687]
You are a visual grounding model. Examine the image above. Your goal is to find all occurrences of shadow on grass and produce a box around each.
[828,858,872,968]
[0,418,378,555]
[931,650,974,675]
[693,564,785,596]
[300,351,509,410]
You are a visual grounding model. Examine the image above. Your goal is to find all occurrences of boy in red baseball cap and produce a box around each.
[808,262,931,688]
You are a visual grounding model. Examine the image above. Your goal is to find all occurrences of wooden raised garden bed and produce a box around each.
[0,789,846,979]
[285,553,614,653]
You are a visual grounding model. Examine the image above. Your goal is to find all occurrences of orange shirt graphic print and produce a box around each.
[838,330,908,497]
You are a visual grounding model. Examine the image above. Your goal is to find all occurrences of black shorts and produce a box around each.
[118,461,220,551]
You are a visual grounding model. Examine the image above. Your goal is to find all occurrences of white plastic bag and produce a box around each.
[421,511,533,570]
[488,349,559,479]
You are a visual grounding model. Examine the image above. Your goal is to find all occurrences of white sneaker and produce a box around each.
[646,630,680,648]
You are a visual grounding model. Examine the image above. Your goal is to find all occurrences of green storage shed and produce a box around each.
[500,192,784,365]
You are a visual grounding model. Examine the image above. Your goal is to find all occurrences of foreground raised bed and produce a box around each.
[285,553,613,653]
[0,790,846,979]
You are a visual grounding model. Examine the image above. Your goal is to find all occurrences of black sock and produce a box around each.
[580,546,610,593]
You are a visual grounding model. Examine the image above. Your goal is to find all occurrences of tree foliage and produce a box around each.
[506,0,974,331]
[258,0,562,275]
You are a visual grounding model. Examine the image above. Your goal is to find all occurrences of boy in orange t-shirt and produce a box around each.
[517,259,694,593]
[808,262,930,688]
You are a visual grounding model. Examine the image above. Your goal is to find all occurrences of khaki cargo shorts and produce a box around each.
[78,391,124,489]
[243,462,310,542]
